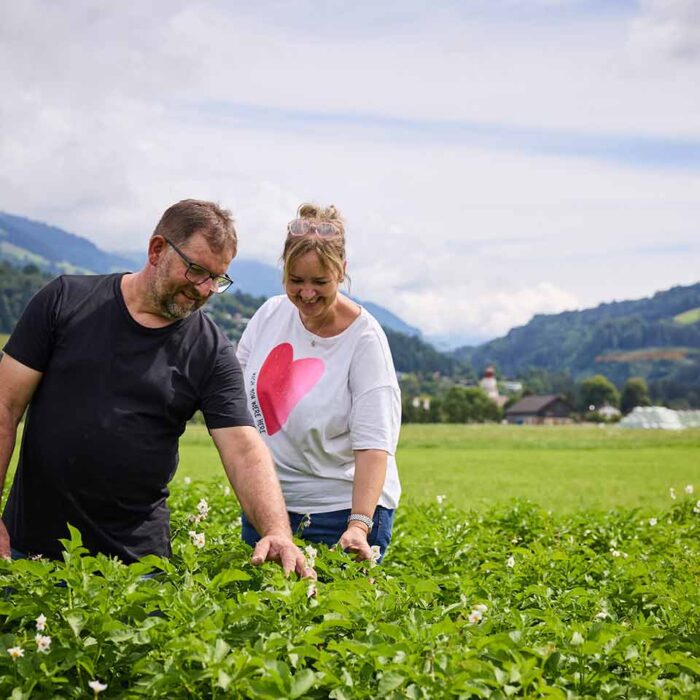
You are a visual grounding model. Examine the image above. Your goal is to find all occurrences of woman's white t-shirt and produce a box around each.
[236,295,401,513]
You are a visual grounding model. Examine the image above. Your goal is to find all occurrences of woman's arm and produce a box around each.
[338,448,388,560]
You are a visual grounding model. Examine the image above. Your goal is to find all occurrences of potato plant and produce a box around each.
[2,483,700,698]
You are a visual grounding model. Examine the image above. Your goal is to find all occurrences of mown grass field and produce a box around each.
[175,423,700,514]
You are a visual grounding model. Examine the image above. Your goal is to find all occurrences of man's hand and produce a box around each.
[251,534,316,579]
[0,519,11,560]
[338,524,373,561]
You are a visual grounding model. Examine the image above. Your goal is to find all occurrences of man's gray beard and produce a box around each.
[149,272,200,321]
[159,296,195,321]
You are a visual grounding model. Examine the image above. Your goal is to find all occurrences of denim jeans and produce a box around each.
[242,506,395,563]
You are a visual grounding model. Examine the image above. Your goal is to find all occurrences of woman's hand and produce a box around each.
[338,523,374,561]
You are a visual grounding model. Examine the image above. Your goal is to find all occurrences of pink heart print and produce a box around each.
[256,343,325,436]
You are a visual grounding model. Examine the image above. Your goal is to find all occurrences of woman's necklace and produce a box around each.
[301,306,334,347]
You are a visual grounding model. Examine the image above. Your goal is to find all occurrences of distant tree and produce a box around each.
[401,396,419,424]
[427,397,443,423]
[441,386,501,423]
[578,374,620,411]
[521,368,576,405]
[620,377,651,414]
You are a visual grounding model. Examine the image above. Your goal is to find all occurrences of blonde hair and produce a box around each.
[282,203,347,285]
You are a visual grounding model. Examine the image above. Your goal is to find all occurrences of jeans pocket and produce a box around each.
[369,507,395,561]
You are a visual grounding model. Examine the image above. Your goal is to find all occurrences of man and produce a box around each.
[0,199,312,577]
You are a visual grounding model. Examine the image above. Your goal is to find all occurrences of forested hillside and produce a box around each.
[0,265,443,375]
[0,212,134,273]
[0,262,53,332]
[3,260,698,406]
[455,284,700,379]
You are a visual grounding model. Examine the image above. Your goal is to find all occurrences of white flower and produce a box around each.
[7,646,24,660]
[571,631,584,646]
[35,634,51,652]
[595,610,609,620]
[436,494,446,505]
[369,545,381,567]
[223,486,231,496]
[669,487,676,500]
[474,603,488,613]
[188,531,205,548]
[685,484,694,495]
[88,680,108,693]
[306,583,317,599]
[35,613,47,631]
[304,544,318,567]
[506,555,515,568]
[234,517,242,527]
[183,476,192,485]
[196,498,209,519]
[693,500,700,514]
[610,549,621,558]
[300,514,312,530]
[648,518,657,527]
[468,609,483,624]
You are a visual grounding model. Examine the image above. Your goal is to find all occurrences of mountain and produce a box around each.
[0,211,419,337]
[0,212,134,274]
[0,262,448,379]
[453,282,700,387]
[203,257,422,336]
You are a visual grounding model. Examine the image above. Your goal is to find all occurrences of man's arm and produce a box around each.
[0,354,43,558]
[210,425,314,578]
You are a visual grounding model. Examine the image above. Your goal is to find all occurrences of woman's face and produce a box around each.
[285,250,342,322]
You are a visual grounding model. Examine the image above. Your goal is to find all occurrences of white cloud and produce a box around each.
[0,1,698,345]
[399,282,580,338]
[627,0,700,60]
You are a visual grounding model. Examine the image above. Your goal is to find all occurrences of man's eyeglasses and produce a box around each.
[164,238,234,293]
[287,219,340,238]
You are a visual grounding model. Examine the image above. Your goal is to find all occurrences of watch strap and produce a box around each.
[347,513,373,531]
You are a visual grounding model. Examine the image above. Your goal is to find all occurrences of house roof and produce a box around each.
[506,394,564,415]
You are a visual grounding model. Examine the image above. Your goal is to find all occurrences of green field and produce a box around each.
[674,306,700,325]
[173,423,700,514]
[0,333,9,347]
[3,423,700,696]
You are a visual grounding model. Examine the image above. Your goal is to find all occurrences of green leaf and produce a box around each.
[378,672,405,695]
[210,568,252,587]
[290,669,315,698]
[217,670,232,690]
[65,611,87,637]
[213,638,230,662]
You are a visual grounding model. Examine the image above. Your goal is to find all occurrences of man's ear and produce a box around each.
[148,236,167,266]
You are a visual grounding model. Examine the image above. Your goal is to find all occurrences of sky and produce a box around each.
[1,0,699,347]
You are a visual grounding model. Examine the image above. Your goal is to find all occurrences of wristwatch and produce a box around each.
[347,513,374,532]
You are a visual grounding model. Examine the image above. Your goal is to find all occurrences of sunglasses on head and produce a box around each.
[287,218,340,238]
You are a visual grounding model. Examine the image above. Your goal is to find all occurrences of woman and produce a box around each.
[236,203,401,562]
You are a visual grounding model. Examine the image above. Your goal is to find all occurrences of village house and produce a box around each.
[505,395,573,425]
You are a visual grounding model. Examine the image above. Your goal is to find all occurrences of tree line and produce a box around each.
[400,371,656,424]
[1,263,697,411]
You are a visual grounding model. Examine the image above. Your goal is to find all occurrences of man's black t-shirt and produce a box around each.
[2,274,253,563]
